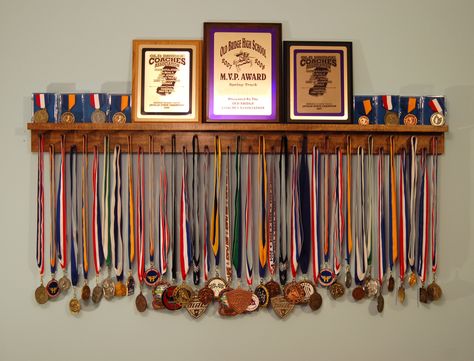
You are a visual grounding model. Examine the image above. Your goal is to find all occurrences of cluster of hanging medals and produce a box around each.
[34,133,442,318]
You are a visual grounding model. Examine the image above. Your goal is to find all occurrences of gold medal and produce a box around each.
[173,283,194,307]
[35,284,48,305]
[384,111,399,125]
[283,281,305,304]
[103,277,115,300]
[364,277,379,299]
[403,114,418,126]
[114,280,127,297]
[92,284,103,304]
[358,115,369,125]
[112,111,126,124]
[69,296,81,315]
[408,272,417,287]
[427,281,442,302]
[81,283,91,301]
[329,280,345,300]
[430,112,445,126]
[60,111,75,124]
[397,285,406,304]
[185,295,209,319]
[33,109,49,123]
[271,295,294,319]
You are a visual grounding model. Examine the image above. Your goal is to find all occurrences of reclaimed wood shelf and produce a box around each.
[27,122,448,154]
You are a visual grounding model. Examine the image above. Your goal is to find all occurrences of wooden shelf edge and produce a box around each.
[27,122,448,134]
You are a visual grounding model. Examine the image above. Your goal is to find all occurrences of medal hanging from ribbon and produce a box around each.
[210,136,221,275]
[417,148,430,303]
[80,136,91,302]
[232,137,242,283]
[192,136,200,285]
[258,136,267,281]
[279,137,288,285]
[34,135,47,304]
[90,94,105,123]
[403,97,418,125]
[171,135,177,281]
[224,146,232,284]
[408,137,418,287]
[358,99,372,125]
[33,94,49,123]
[203,147,210,282]
[112,95,129,124]
[245,149,253,289]
[135,146,147,311]
[398,148,409,303]
[179,146,192,284]
[354,146,367,286]
[428,99,445,126]
[345,137,353,288]
[377,148,387,298]
[126,137,135,296]
[91,145,104,304]
[69,146,81,314]
[61,94,76,123]
[387,137,398,291]
[158,146,170,279]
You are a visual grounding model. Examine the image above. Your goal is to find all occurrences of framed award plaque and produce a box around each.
[132,40,202,122]
[284,41,353,123]
[204,22,281,122]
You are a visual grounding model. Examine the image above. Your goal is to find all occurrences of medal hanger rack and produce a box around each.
[27,123,447,154]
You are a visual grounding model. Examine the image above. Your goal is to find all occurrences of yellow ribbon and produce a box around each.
[363,99,372,115]
[68,94,76,111]
[121,95,129,112]
[408,97,416,113]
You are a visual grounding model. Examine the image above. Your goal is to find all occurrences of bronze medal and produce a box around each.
[408,272,417,287]
[186,295,209,319]
[198,286,215,305]
[398,286,406,304]
[283,281,305,304]
[92,285,103,304]
[376,293,384,313]
[254,284,270,308]
[329,281,345,300]
[135,292,148,312]
[265,280,282,298]
[298,280,315,304]
[207,277,227,299]
[151,281,170,310]
[173,283,194,307]
[114,281,127,297]
[162,286,182,311]
[58,275,71,292]
[364,278,379,299]
[309,291,323,311]
[387,275,395,292]
[218,288,237,317]
[81,284,91,301]
[352,286,365,301]
[69,296,81,315]
[271,295,295,319]
[403,114,418,126]
[60,111,75,124]
[419,286,429,304]
[384,111,399,125]
[358,115,369,125]
[430,112,445,126]
[126,274,135,296]
[46,278,61,299]
[246,293,260,312]
[33,109,49,123]
[427,281,442,302]
[226,288,253,314]
[102,278,115,300]
[112,111,126,124]
[91,109,106,123]
[35,284,48,305]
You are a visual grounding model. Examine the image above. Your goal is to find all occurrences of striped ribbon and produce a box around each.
[49,145,57,275]
[112,145,123,281]
[56,136,68,273]
[279,137,288,285]
[290,146,302,279]
[267,149,276,277]
[398,149,409,283]
[179,147,192,281]
[102,136,111,268]
[232,138,242,280]
[388,137,398,272]
[408,137,418,272]
[417,149,430,284]
[136,147,145,284]
[81,136,89,281]
[299,137,311,276]
[354,146,367,284]
[159,147,169,276]
[311,145,320,284]
[192,136,200,285]
[366,138,374,272]
[431,138,439,277]
[378,149,387,285]
[210,137,221,270]
[224,147,232,283]
[36,135,45,278]
[245,151,253,287]
[92,146,104,278]
[127,137,135,273]
[70,146,78,287]
[203,148,210,281]
[345,137,352,272]
[258,136,268,279]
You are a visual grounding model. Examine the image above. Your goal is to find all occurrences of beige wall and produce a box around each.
[1,0,473,360]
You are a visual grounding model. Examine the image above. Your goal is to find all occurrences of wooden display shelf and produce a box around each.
[27,122,447,154]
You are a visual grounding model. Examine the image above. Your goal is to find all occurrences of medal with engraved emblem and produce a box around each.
[271,295,294,319]
[103,275,115,300]
[151,280,170,310]
[417,148,430,304]
[186,295,209,319]
[35,283,49,305]
[358,115,369,125]
[33,94,49,123]
[403,114,417,126]
[358,98,372,125]
[298,280,315,304]
[283,281,305,304]
[135,291,148,313]
[198,286,214,305]
[112,95,130,124]
[112,111,126,124]
[90,94,106,123]
[428,98,445,126]
[60,111,75,124]
[254,283,270,308]
[69,294,81,315]
[162,286,182,311]
[173,283,194,307]
[403,97,418,125]
[60,94,77,123]
[226,288,253,314]
[80,136,91,303]
[207,276,227,299]
[382,95,398,125]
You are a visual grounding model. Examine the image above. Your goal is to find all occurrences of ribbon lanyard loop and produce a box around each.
[232,137,243,281]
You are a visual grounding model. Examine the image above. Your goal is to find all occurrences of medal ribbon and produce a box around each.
[203,147,210,281]
[56,136,68,272]
[366,138,374,272]
[112,145,123,281]
[388,137,398,272]
[299,136,311,276]
[267,149,276,277]
[417,149,430,284]
[408,97,416,113]
[102,136,111,268]
[70,146,79,287]
[354,146,367,284]
[428,99,443,113]
[346,137,352,267]
[136,147,145,284]
[323,144,330,266]
[90,94,100,110]
[81,136,89,281]
[127,137,135,273]
[120,95,129,112]
[382,95,393,111]
[148,137,155,267]
[224,147,232,283]
[171,135,177,280]
[67,94,76,111]
[35,94,46,109]
[378,149,387,285]
[159,146,169,276]
[180,147,192,281]
[311,145,320,284]
[290,145,302,279]
[192,136,200,285]
[279,137,288,285]
[36,135,45,278]
[431,138,439,276]
[363,99,372,115]
[232,137,243,280]
[210,136,221,269]
[334,147,345,277]
[408,137,418,271]
[49,145,57,275]
[399,149,409,283]
[245,151,253,287]
[258,136,268,279]
[92,146,104,277]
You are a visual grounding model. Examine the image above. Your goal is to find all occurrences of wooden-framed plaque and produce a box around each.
[132,39,202,122]
[284,41,352,123]
[204,22,281,122]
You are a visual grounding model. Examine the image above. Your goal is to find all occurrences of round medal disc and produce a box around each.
[403,113,418,126]
[60,111,75,124]
[173,284,194,307]
[265,279,282,298]
[114,281,127,297]
[207,277,227,299]
[161,286,182,311]
[135,292,148,312]
[245,293,260,312]
[92,285,103,304]
[352,286,365,301]
[358,115,369,125]
[298,280,315,304]
[430,112,445,126]
[309,291,323,311]
[364,278,379,299]
[198,286,215,305]
[427,281,443,301]
[254,284,270,308]
[58,275,71,292]
[46,278,61,299]
[102,278,115,300]
[329,281,345,300]
[81,284,91,301]
[35,284,48,305]
[144,268,160,287]
[318,268,336,288]
[33,109,49,123]
[112,111,126,124]
[283,281,305,304]
[384,111,399,125]
[91,109,106,123]
[69,297,81,315]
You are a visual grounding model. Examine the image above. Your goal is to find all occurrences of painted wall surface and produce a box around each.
[1,1,473,360]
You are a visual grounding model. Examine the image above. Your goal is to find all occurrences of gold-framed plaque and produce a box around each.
[132,40,202,122]
[284,41,353,123]
[203,22,281,122]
